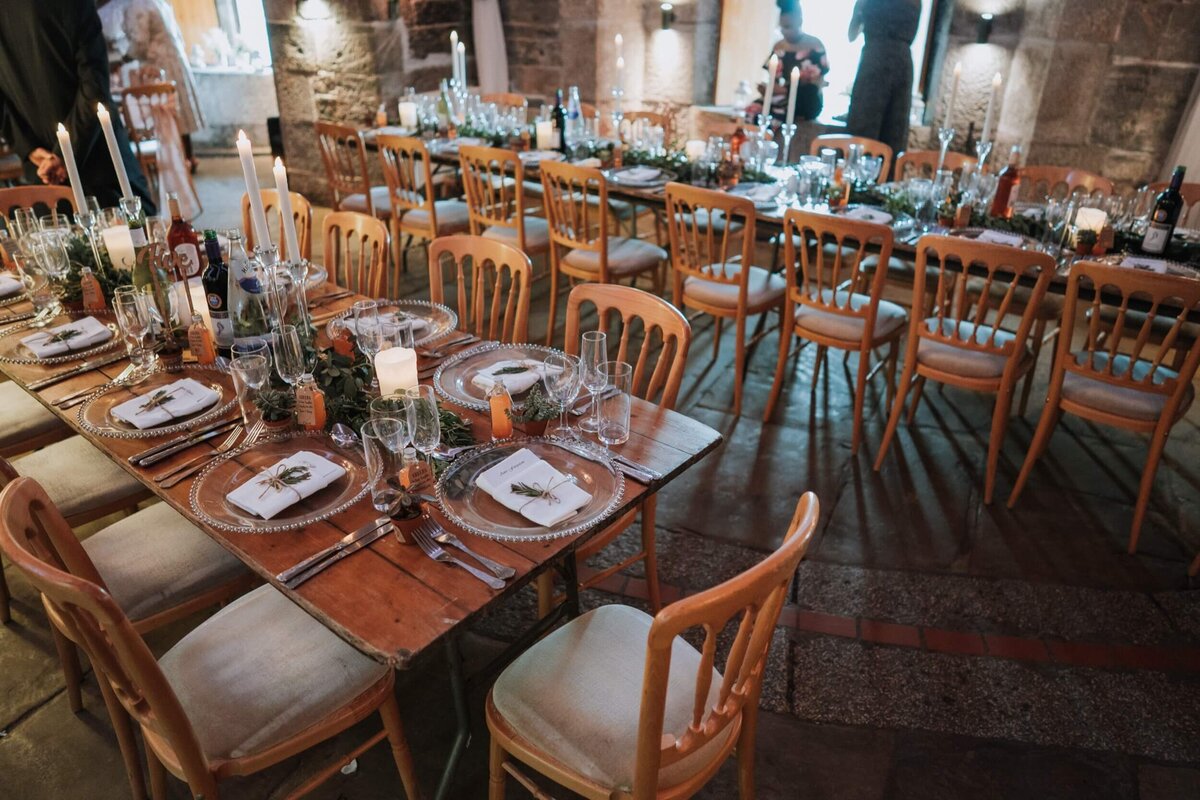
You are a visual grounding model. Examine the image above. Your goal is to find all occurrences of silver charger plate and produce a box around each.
[77,364,238,440]
[323,299,457,348]
[433,341,564,412]
[0,309,120,365]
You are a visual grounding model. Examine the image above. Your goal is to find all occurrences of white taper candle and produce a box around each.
[272,158,301,262]
[236,130,271,249]
[55,124,87,211]
[96,103,133,200]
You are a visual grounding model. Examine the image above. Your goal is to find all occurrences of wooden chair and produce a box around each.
[894,149,977,180]
[0,477,420,800]
[119,82,171,199]
[482,92,529,112]
[1008,261,1200,556]
[240,189,313,262]
[540,160,667,345]
[458,144,550,257]
[810,134,893,184]
[0,185,77,219]
[315,121,390,218]
[764,210,907,452]
[322,210,391,297]
[376,134,471,273]
[873,235,1055,503]
[665,182,786,416]
[487,492,819,800]
[428,235,532,343]
[1020,166,1113,201]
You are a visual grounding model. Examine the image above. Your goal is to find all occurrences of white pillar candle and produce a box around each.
[375,348,419,395]
[450,30,460,84]
[236,130,272,250]
[763,54,779,115]
[55,123,87,211]
[981,72,1002,145]
[943,61,962,130]
[1074,207,1108,234]
[535,120,554,150]
[96,103,133,200]
[101,224,136,269]
[457,42,467,88]
[272,158,301,263]
[616,56,625,93]
[684,140,706,161]
[615,33,623,61]
[398,101,418,129]
[786,66,800,125]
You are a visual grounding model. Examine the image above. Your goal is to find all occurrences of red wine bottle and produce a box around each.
[1141,166,1186,255]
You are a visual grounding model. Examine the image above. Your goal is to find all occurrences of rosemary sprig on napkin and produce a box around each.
[511,481,559,503]
[137,389,176,413]
[492,365,530,376]
[258,465,312,499]
[47,328,82,345]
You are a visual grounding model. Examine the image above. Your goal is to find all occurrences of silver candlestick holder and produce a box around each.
[936,126,956,173]
[610,86,625,139]
[778,123,797,166]
[975,139,994,173]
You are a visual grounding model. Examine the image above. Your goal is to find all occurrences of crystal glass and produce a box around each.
[406,385,440,466]
[230,354,270,425]
[370,393,414,443]
[144,215,169,245]
[597,361,632,449]
[353,300,384,392]
[381,314,416,350]
[542,353,582,437]
[113,287,156,371]
[232,338,271,370]
[361,417,408,515]
[12,252,58,325]
[10,208,38,241]
[578,330,607,433]
[272,324,306,390]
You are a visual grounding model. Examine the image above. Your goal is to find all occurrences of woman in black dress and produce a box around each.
[847,0,922,159]
[751,0,830,125]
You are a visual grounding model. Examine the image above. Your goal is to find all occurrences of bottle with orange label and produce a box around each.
[488,382,513,440]
[295,374,327,431]
[79,265,106,312]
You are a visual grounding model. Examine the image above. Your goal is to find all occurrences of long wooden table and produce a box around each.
[0,285,723,797]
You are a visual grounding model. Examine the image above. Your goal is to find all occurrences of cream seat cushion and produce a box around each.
[1062,352,1194,421]
[491,605,734,792]
[15,437,146,520]
[563,236,666,276]
[159,584,388,761]
[917,318,1030,379]
[0,381,68,450]
[794,290,907,343]
[401,199,471,235]
[682,263,786,311]
[82,503,248,620]
[482,216,551,252]
[340,186,392,217]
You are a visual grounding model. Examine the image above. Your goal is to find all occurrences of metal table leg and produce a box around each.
[434,635,470,800]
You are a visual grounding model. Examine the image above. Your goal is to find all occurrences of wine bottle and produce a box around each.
[437,79,452,133]
[166,193,201,278]
[988,145,1022,219]
[552,89,568,155]
[226,231,272,350]
[202,230,233,357]
[567,86,582,147]
[1141,166,1187,255]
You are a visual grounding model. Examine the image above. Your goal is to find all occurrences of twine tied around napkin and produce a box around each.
[511,476,572,515]
[256,464,312,502]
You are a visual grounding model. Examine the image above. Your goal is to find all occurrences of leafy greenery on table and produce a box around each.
[62,234,125,305]
[453,123,510,148]
[622,149,774,185]
[506,384,562,424]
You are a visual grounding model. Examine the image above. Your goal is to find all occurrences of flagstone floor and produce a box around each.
[1,156,1199,799]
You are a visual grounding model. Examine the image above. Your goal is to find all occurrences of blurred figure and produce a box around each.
[749,0,830,125]
[0,0,154,210]
[847,0,922,161]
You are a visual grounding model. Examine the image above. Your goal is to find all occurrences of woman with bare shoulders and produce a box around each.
[750,0,830,126]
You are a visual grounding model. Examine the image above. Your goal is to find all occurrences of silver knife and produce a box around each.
[276,517,393,583]
[135,420,240,467]
[26,352,128,391]
[283,522,395,589]
[0,310,37,327]
[128,416,238,463]
[555,440,657,483]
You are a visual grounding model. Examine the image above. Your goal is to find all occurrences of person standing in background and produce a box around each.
[846,0,922,163]
[0,0,155,211]
[750,0,830,126]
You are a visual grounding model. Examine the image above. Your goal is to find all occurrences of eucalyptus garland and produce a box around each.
[621,148,774,184]
[63,235,125,305]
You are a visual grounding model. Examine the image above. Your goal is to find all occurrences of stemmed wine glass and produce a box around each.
[542,353,582,438]
[230,354,270,425]
[272,324,307,397]
[232,339,272,371]
[578,330,607,434]
[113,287,156,372]
[405,385,440,478]
[352,300,384,392]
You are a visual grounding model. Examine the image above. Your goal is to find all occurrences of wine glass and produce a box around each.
[353,300,384,391]
[542,353,582,438]
[405,385,441,471]
[361,417,408,515]
[233,338,272,370]
[272,324,306,394]
[578,330,607,433]
[13,252,59,326]
[113,287,156,372]
[230,354,270,425]
[597,361,632,450]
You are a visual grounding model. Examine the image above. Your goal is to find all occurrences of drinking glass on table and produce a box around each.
[230,354,270,426]
[405,385,440,468]
[542,353,582,438]
[233,338,272,371]
[578,330,607,433]
[113,287,156,371]
[597,361,632,449]
[353,300,385,391]
[11,208,38,241]
[12,252,58,326]
[361,417,408,515]
[272,324,306,395]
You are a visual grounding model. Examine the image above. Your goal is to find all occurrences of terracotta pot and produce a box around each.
[392,511,424,544]
[63,299,85,314]
[517,418,551,437]
[262,417,294,433]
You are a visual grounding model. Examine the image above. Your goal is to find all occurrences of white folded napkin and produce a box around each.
[976,230,1026,247]
[475,448,592,528]
[342,311,430,337]
[844,206,894,225]
[226,451,347,520]
[1120,256,1169,274]
[20,316,113,359]
[0,274,23,298]
[520,150,563,164]
[471,358,559,395]
[620,166,663,183]
[572,157,602,168]
[734,183,781,204]
[110,378,221,429]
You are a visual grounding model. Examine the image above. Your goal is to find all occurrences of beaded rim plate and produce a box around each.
[0,290,28,309]
[189,429,375,534]
[607,166,677,188]
[77,365,238,440]
[303,266,328,292]
[432,341,565,413]
[1098,253,1199,278]
[0,309,120,365]
[949,227,1044,251]
[435,436,625,542]
[832,204,917,231]
[323,299,458,348]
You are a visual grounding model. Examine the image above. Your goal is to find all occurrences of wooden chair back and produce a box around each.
[458,145,530,250]
[427,235,532,343]
[664,182,757,302]
[1147,181,1200,228]
[481,92,528,111]
[376,134,438,236]
[1057,261,1200,418]
[629,492,819,797]
[1021,165,1113,201]
[241,189,313,261]
[539,159,612,279]
[0,185,77,219]
[894,149,976,180]
[911,234,1055,380]
[315,121,374,213]
[564,283,692,409]
[783,209,894,345]
[810,134,893,183]
[120,82,175,142]
[323,211,390,297]
[0,477,218,796]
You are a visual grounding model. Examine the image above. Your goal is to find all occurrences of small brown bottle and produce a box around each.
[988,145,1022,219]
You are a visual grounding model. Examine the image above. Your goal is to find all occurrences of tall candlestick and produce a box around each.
[763,54,779,116]
[236,130,271,249]
[450,30,460,84]
[786,66,800,125]
[95,103,133,200]
[943,61,962,130]
[616,56,625,93]
[615,33,623,61]
[457,42,467,88]
[272,158,301,262]
[981,72,1002,145]
[55,124,87,211]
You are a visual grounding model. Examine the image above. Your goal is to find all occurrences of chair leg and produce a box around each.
[641,496,661,612]
[874,361,916,471]
[763,318,793,423]
[1008,405,1062,509]
[733,316,748,416]
[544,271,560,346]
[905,376,928,424]
[489,734,507,800]
[812,344,828,389]
[146,747,169,800]
[97,676,148,800]
[379,690,422,799]
[1019,317,1048,417]
[535,572,555,620]
[50,625,84,714]
[1129,426,1171,555]
[884,339,899,410]
[984,384,1018,504]
[737,686,762,799]
[712,317,723,360]
[851,348,869,455]
[0,567,10,624]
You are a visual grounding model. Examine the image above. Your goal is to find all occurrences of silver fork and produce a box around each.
[153,424,245,484]
[429,520,516,579]
[157,420,262,489]
[411,521,505,589]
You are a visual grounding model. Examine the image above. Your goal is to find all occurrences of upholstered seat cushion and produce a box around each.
[0,381,68,450]
[562,236,666,276]
[482,216,551,252]
[682,264,786,311]
[14,437,146,520]
[794,290,908,343]
[159,585,389,761]
[1062,352,1194,421]
[340,186,392,217]
[402,199,472,235]
[82,503,248,621]
[916,318,1030,379]
[492,605,733,792]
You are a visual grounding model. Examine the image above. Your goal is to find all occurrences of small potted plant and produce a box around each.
[1075,228,1098,257]
[507,384,561,437]
[254,388,296,432]
[937,201,957,228]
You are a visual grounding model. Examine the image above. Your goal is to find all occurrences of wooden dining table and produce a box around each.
[0,284,723,798]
